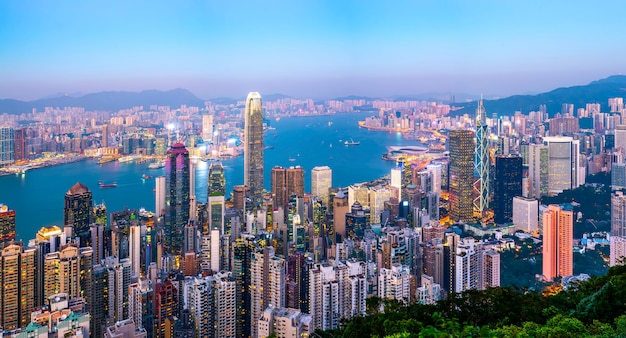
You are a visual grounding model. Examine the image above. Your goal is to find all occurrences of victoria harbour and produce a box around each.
[0,112,421,240]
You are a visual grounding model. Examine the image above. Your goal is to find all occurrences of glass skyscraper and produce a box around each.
[244,92,264,208]
[493,155,522,224]
[164,143,190,257]
[64,182,93,236]
[0,127,14,167]
[449,130,475,222]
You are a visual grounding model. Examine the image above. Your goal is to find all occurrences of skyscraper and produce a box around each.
[244,92,264,208]
[64,182,93,236]
[208,163,226,234]
[449,130,475,222]
[0,243,36,331]
[311,166,332,206]
[202,113,214,143]
[612,191,626,237]
[13,128,25,161]
[271,166,305,213]
[155,176,166,217]
[474,99,490,217]
[0,127,14,167]
[493,155,522,224]
[0,204,16,245]
[164,143,190,258]
[250,246,285,338]
[542,204,574,281]
[527,144,549,199]
[543,136,584,196]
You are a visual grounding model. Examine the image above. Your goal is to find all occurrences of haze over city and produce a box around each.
[2,1,626,100]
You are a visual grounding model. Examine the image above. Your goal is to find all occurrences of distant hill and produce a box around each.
[0,89,206,114]
[451,75,626,117]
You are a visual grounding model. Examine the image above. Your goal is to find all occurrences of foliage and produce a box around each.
[325,264,626,338]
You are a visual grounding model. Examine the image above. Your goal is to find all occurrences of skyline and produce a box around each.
[1,1,626,101]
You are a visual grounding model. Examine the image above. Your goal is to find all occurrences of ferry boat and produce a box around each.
[142,174,153,180]
[98,181,118,189]
[264,145,275,150]
[99,156,117,164]
[344,139,361,146]
[148,161,165,169]
[118,155,138,163]
[288,157,296,162]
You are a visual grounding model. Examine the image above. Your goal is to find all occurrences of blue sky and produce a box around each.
[1,1,624,100]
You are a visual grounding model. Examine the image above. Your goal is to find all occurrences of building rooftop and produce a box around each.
[66,182,90,195]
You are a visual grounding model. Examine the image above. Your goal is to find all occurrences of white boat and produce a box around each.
[148,161,165,169]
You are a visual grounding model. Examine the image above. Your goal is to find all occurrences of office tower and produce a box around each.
[527,144,549,199]
[208,162,226,196]
[202,113,214,142]
[64,182,93,236]
[348,183,370,209]
[311,166,332,206]
[542,205,574,281]
[13,128,25,161]
[164,143,190,258]
[244,92,264,208]
[612,163,626,190]
[391,166,402,200]
[155,176,166,217]
[612,191,626,237]
[512,197,539,233]
[233,237,254,337]
[616,125,626,154]
[449,130,475,222]
[333,190,349,241]
[257,307,313,338]
[474,99,490,217]
[345,202,367,240]
[189,160,197,222]
[0,243,36,330]
[0,204,16,245]
[378,264,411,303]
[369,186,390,224]
[101,124,108,148]
[425,163,442,195]
[0,127,14,166]
[493,155,522,224]
[233,185,250,213]
[271,166,305,213]
[210,228,220,272]
[542,136,583,196]
[250,247,285,338]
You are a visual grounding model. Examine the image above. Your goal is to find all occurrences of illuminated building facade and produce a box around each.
[0,204,16,245]
[543,136,583,196]
[449,130,475,222]
[164,143,190,258]
[0,127,14,167]
[493,155,522,224]
[311,166,332,206]
[271,165,305,214]
[474,99,490,217]
[0,243,36,331]
[542,204,573,281]
[64,182,93,236]
[244,92,264,208]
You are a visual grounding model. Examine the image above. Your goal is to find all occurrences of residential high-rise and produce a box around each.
[474,98,490,217]
[250,246,285,338]
[311,166,332,206]
[449,130,475,222]
[493,155,522,224]
[244,92,264,208]
[612,191,626,237]
[0,127,14,167]
[0,243,36,331]
[542,205,574,281]
[0,204,16,245]
[202,114,214,143]
[101,124,108,148]
[378,264,411,303]
[185,272,236,338]
[271,166,305,213]
[64,182,93,236]
[542,136,584,196]
[155,176,166,217]
[164,143,190,258]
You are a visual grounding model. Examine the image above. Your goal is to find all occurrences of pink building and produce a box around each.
[542,205,573,281]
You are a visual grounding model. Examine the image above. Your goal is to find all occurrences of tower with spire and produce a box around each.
[474,96,490,219]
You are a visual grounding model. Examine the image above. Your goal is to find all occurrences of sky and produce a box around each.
[1,1,625,101]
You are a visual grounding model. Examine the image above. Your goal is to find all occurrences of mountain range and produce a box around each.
[2,75,626,116]
[451,75,626,117]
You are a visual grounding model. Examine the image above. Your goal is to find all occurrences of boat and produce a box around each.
[142,174,153,180]
[148,161,165,169]
[118,155,138,163]
[344,139,361,146]
[288,157,296,162]
[98,180,117,189]
[264,145,275,150]
[99,156,117,164]
[328,121,333,126]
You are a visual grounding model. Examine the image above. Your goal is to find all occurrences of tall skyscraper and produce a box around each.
[512,197,539,233]
[612,191,626,237]
[244,92,264,208]
[543,136,584,196]
[493,155,522,224]
[64,182,93,236]
[155,176,166,217]
[527,144,549,199]
[271,166,305,213]
[474,99,490,217]
[311,166,332,206]
[164,143,191,258]
[0,127,14,167]
[208,163,226,233]
[0,204,16,245]
[101,124,108,148]
[13,128,25,161]
[0,243,36,331]
[449,130,475,222]
[202,113,214,142]
[542,205,574,281]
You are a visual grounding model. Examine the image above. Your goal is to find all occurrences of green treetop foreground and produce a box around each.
[317,264,626,338]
